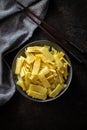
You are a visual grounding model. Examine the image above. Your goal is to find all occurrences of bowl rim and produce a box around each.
[12,40,73,102]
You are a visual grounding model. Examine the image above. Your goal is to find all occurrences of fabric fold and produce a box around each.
[0,0,49,105]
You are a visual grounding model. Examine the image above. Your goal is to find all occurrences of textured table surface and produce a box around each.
[0,0,87,130]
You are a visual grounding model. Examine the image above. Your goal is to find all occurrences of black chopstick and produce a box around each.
[17,1,83,64]
[17,1,85,55]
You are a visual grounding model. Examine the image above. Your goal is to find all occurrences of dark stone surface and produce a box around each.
[0,0,87,130]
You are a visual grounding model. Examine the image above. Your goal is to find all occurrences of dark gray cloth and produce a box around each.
[0,0,49,105]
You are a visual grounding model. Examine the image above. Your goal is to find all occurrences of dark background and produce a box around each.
[0,0,87,130]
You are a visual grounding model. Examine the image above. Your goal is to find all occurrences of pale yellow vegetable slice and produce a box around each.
[24,72,30,89]
[27,84,47,100]
[38,73,51,88]
[32,79,42,86]
[27,46,54,61]
[16,77,25,91]
[30,74,38,81]
[54,54,63,69]
[20,66,25,77]
[40,47,54,61]
[27,90,47,100]
[63,63,68,79]
[25,53,35,64]
[57,71,64,83]
[15,56,25,74]
[26,46,42,53]
[47,74,54,80]
[49,84,64,97]
[29,84,47,94]
[51,47,57,55]
[57,51,64,58]
[36,54,47,63]
[32,56,41,75]
[60,57,70,66]
[39,66,49,75]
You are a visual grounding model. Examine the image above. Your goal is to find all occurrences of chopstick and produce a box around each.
[17,1,83,63]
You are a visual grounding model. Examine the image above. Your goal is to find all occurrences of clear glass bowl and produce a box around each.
[12,40,72,102]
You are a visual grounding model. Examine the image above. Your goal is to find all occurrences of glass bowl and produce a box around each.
[12,40,72,102]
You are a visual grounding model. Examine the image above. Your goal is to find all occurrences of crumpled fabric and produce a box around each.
[0,0,49,105]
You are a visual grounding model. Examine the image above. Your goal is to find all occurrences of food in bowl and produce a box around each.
[14,41,71,101]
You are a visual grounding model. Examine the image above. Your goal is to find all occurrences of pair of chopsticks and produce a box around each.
[17,1,85,64]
